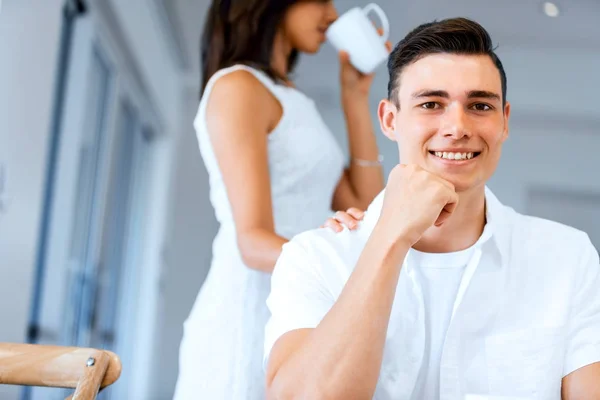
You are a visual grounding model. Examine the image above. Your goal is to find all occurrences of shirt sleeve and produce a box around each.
[263,238,335,369]
[563,235,600,376]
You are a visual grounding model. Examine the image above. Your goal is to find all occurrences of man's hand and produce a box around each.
[376,164,459,246]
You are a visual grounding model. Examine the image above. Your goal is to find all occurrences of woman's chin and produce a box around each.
[296,42,323,55]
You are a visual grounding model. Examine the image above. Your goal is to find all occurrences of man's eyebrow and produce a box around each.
[411,90,449,99]
[467,90,501,101]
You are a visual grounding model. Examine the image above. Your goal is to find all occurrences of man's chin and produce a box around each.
[434,173,482,193]
[452,179,485,194]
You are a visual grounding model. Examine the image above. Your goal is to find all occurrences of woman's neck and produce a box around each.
[271,30,292,82]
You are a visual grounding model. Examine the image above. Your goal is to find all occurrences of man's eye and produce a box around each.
[421,102,439,110]
[473,103,492,111]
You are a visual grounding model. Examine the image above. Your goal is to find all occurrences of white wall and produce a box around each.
[490,120,600,213]
[0,1,63,398]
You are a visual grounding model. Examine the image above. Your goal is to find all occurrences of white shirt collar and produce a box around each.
[361,186,512,264]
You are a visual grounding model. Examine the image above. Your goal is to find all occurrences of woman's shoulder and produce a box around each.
[209,64,274,87]
[208,64,255,85]
[203,65,279,101]
[197,65,284,130]
[213,67,264,90]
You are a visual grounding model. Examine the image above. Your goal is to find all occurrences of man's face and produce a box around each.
[378,53,510,193]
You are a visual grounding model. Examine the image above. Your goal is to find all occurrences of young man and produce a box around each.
[263,17,600,400]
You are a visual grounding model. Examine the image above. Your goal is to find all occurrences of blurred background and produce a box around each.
[0,0,598,398]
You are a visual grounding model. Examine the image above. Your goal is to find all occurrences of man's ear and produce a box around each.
[378,99,398,142]
[501,101,511,142]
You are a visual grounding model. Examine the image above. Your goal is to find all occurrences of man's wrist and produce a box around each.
[370,220,413,264]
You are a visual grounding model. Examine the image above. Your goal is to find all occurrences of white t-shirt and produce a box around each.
[410,247,474,399]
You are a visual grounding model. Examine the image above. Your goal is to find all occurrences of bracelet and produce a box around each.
[352,154,384,167]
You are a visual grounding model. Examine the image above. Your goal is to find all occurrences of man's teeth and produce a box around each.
[433,151,474,160]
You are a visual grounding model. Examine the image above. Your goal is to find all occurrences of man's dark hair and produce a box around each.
[387,17,507,107]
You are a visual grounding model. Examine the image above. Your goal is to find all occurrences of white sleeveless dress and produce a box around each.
[173,65,345,399]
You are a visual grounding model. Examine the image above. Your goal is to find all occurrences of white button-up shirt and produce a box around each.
[264,188,600,400]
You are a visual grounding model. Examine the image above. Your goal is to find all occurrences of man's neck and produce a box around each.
[412,186,486,254]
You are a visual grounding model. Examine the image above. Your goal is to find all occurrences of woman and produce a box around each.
[173,0,388,398]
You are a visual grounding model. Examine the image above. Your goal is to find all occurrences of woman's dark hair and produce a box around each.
[200,0,308,96]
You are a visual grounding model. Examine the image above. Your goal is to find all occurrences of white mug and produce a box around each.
[326,3,390,74]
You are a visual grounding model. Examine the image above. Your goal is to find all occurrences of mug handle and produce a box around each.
[362,3,390,42]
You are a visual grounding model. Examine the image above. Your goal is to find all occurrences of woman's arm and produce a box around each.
[206,70,287,273]
[206,71,366,272]
[331,51,387,211]
[331,95,384,211]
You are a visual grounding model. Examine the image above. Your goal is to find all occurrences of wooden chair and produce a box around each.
[0,343,122,400]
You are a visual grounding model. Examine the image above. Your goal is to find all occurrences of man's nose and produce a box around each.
[441,105,471,140]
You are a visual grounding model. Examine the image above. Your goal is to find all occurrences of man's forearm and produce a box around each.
[269,224,410,399]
